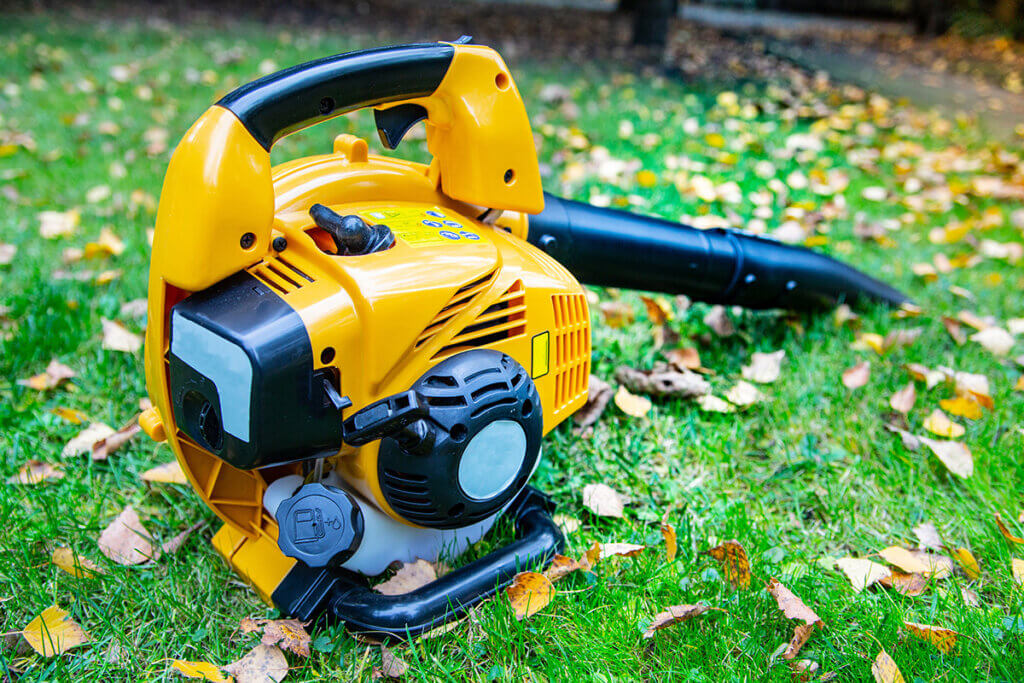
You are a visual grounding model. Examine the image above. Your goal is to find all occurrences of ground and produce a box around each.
[2,4,1024,681]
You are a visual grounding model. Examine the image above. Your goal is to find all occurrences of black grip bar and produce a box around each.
[529,193,910,310]
[217,43,455,150]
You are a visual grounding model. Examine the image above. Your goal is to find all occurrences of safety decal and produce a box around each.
[359,206,482,248]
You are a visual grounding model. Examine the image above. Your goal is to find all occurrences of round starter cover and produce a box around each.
[276,483,364,567]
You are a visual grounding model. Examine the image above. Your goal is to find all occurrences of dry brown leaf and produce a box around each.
[374,559,438,595]
[919,437,973,478]
[544,554,583,582]
[704,305,735,337]
[834,557,891,592]
[223,643,288,683]
[766,577,821,625]
[903,621,957,653]
[170,660,230,681]
[885,424,921,451]
[598,300,633,328]
[841,361,871,389]
[51,547,104,578]
[642,604,715,639]
[971,327,1014,356]
[879,570,928,596]
[1012,558,1024,587]
[951,547,981,580]
[578,541,602,572]
[878,547,931,574]
[21,605,91,657]
[101,318,142,353]
[907,550,954,579]
[960,587,981,607]
[161,522,203,555]
[996,514,1024,544]
[923,409,964,438]
[913,522,942,551]
[888,384,916,414]
[7,460,64,485]
[62,423,115,457]
[741,350,785,384]
[639,295,673,325]
[377,645,409,679]
[939,395,983,420]
[600,542,645,559]
[707,540,751,589]
[782,623,817,660]
[553,514,580,537]
[38,209,80,239]
[942,316,967,345]
[92,421,141,460]
[142,460,188,484]
[98,505,156,565]
[665,347,702,372]
[871,649,906,683]
[614,366,709,398]
[506,571,554,620]
[582,483,625,518]
[905,363,944,389]
[259,619,311,658]
[661,523,677,562]
[573,375,613,430]
[613,385,651,418]
[18,359,76,390]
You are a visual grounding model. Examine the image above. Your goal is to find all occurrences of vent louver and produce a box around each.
[551,293,590,415]
[249,256,314,295]
[433,280,526,360]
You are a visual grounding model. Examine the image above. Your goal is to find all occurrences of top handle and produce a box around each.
[217,43,455,151]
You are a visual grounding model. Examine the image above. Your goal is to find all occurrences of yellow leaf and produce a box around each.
[871,649,906,683]
[834,557,890,592]
[170,660,231,681]
[82,227,125,258]
[639,294,672,324]
[939,395,983,420]
[1014,375,1024,392]
[51,547,104,578]
[7,460,64,485]
[661,523,677,562]
[38,209,80,239]
[141,460,188,484]
[1013,558,1024,587]
[707,539,751,589]
[854,332,886,354]
[995,514,1024,545]
[22,605,91,657]
[919,437,973,478]
[506,571,554,619]
[544,554,583,582]
[18,359,76,390]
[923,409,964,438]
[50,406,88,424]
[903,621,958,653]
[878,547,930,574]
[697,394,735,413]
[613,386,651,418]
[951,547,980,580]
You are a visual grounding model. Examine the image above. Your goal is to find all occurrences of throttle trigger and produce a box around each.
[374,103,428,150]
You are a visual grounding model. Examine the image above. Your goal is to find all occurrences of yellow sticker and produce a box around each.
[359,206,481,248]
[531,331,550,378]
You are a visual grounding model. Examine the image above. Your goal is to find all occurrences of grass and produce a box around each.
[2,8,1024,681]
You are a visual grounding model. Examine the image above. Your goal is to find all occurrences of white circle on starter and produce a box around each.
[457,420,527,501]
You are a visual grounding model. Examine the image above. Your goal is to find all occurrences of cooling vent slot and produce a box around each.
[432,280,527,360]
[380,469,440,523]
[552,293,591,415]
[415,270,497,350]
[249,256,314,296]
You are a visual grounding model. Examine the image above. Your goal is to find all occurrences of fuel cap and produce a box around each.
[275,483,364,568]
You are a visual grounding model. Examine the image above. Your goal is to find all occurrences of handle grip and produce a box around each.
[217,43,455,150]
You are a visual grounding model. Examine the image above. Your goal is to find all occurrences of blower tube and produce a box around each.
[528,193,910,310]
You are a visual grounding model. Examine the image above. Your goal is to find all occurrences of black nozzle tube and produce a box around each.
[528,193,910,310]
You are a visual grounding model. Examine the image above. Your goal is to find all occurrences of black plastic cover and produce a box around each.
[217,43,454,150]
[277,483,365,568]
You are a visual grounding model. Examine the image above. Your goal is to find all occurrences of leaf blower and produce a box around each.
[139,39,908,639]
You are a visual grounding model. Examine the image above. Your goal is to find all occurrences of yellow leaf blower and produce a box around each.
[140,38,907,638]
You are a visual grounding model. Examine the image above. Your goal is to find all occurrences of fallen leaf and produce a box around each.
[98,505,156,565]
[971,327,1014,356]
[101,318,142,353]
[913,522,942,550]
[639,295,672,324]
[598,300,634,328]
[697,394,735,413]
[582,483,625,518]
[665,347,702,372]
[939,395,983,420]
[83,227,124,258]
[903,621,957,653]
[92,421,141,460]
[725,380,762,406]
[1013,558,1024,587]
[741,350,785,384]
[21,605,91,657]
[377,645,409,678]
[544,554,583,582]
[783,623,817,660]
[871,649,906,683]
[960,587,980,606]
[0,243,15,265]
[578,541,602,572]
[951,547,981,580]
[703,305,735,337]
[889,384,916,413]
[885,424,921,451]
[995,514,1024,544]
[614,366,709,398]
[62,423,116,457]
[38,209,80,239]
[223,644,288,683]
[879,547,930,574]
[574,375,613,429]
[613,385,652,417]
[841,361,870,389]
[642,604,715,638]
[506,571,554,619]
[879,570,928,596]
[766,578,821,625]
[707,540,751,589]
[661,523,677,561]
[142,460,188,484]
[260,619,311,658]
[907,550,954,579]
[120,298,149,318]
[923,409,964,438]
[374,559,437,595]
[18,359,76,390]
[161,522,203,555]
[553,514,580,537]
[50,406,88,424]
[905,363,944,388]
[7,460,64,485]
[942,316,967,345]
[51,547,104,578]
[599,542,645,559]
[920,437,973,478]
[170,660,230,681]
[834,557,891,592]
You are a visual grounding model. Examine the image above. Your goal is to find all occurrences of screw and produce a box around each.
[273,236,288,252]
[239,232,256,249]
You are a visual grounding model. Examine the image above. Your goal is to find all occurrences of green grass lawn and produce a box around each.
[2,9,1024,682]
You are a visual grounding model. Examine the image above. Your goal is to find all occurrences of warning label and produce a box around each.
[358,206,482,248]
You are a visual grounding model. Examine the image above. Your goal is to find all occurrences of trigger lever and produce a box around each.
[374,103,428,150]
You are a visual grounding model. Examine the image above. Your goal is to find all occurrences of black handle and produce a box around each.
[271,487,563,639]
[529,193,910,310]
[217,43,455,150]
